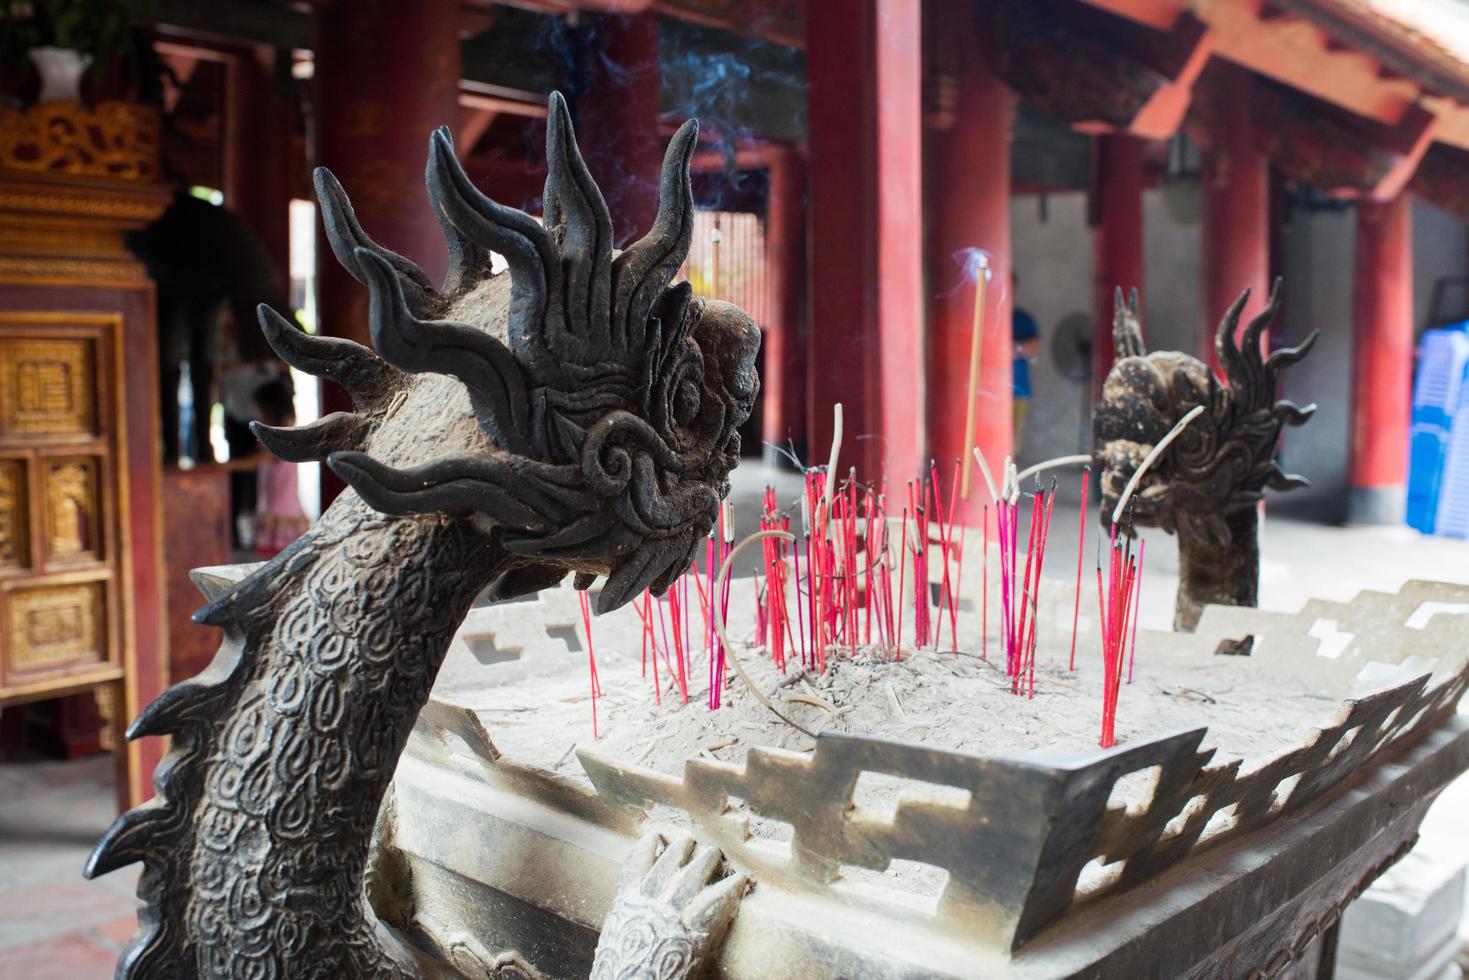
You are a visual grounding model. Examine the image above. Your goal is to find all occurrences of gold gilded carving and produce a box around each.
[0,459,25,567]
[8,582,103,670]
[95,683,119,752]
[0,187,167,223]
[0,102,160,181]
[0,255,145,284]
[0,338,95,436]
[46,458,98,560]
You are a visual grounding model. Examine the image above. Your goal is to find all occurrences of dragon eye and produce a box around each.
[673,380,701,427]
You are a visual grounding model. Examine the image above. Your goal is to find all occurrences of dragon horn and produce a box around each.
[612,117,700,353]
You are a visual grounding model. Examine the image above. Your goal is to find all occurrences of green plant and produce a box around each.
[1,0,151,62]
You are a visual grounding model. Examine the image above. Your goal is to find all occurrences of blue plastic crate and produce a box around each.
[1408,323,1469,534]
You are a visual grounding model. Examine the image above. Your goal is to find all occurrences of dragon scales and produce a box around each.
[84,93,759,979]
[1093,283,1317,634]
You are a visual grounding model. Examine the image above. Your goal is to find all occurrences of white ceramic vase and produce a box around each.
[28,46,92,103]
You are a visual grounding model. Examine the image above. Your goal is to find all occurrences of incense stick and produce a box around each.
[970,447,1001,504]
[711,529,816,740]
[1013,453,1092,487]
[1111,404,1205,525]
[1069,467,1090,670]
[960,252,991,498]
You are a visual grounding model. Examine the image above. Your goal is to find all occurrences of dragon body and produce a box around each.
[86,94,758,979]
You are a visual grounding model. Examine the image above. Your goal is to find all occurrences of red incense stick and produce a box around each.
[578,589,600,738]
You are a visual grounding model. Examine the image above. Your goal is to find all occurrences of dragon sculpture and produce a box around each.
[85,93,759,979]
[1093,281,1318,633]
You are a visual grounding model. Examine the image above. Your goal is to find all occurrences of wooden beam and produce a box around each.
[1129,14,1214,138]
[1372,103,1439,200]
[455,108,498,158]
[1410,143,1469,223]
[459,88,548,118]
[1080,0,1185,32]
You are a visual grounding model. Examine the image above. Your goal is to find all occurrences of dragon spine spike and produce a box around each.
[544,91,614,348]
[313,166,438,316]
[255,304,403,412]
[1112,285,1145,358]
[353,246,531,449]
[611,117,700,352]
[426,125,492,297]
[1267,329,1320,373]
[250,413,373,463]
[424,127,562,362]
[86,802,173,877]
[1212,286,1250,356]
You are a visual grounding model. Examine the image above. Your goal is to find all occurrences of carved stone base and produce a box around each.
[382,715,1468,978]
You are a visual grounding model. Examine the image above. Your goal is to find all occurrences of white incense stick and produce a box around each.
[970,447,1001,504]
[825,402,843,492]
[1111,404,1205,526]
[1014,454,1092,488]
[712,529,815,739]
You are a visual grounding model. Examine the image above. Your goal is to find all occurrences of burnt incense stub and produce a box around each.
[1093,282,1317,632]
[83,92,758,979]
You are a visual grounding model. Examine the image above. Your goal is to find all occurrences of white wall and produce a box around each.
[1414,198,1469,333]
[1008,181,1203,468]
[1008,191,1093,466]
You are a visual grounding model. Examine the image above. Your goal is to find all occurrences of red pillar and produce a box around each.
[313,0,460,499]
[225,46,292,298]
[927,1,1013,523]
[576,12,662,246]
[1348,194,1413,524]
[1092,132,1144,399]
[807,0,926,483]
[762,147,808,466]
[1200,66,1269,369]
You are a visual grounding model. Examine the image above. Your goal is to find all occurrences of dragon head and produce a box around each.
[252,93,759,612]
[1092,281,1316,544]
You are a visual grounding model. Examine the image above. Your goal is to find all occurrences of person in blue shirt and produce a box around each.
[1012,272,1041,454]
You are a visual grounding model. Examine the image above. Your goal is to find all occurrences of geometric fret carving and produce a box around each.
[0,337,96,437]
[581,580,1469,955]
[0,458,25,567]
[6,581,104,672]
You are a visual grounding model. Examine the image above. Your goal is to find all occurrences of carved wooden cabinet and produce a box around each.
[1,315,123,688]
[0,101,172,806]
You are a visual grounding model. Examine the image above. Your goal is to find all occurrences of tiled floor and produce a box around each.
[0,754,138,978]
[3,462,1469,975]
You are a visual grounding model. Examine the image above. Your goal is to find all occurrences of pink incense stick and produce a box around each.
[895,506,908,660]
[1069,467,1090,670]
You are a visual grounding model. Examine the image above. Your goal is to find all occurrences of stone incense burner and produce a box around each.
[371,568,1469,979]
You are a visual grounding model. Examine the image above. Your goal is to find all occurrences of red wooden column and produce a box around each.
[807,0,926,483]
[1200,66,1269,368]
[762,147,808,465]
[1348,194,1413,525]
[576,12,662,246]
[1092,132,1144,399]
[225,45,292,295]
[927,1,1013,524]
[313,0,460,499]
